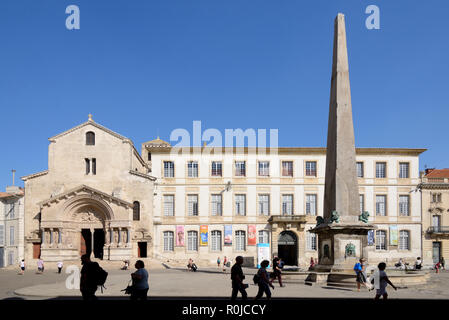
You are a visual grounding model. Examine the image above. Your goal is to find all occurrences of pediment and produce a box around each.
[38,185,132,209]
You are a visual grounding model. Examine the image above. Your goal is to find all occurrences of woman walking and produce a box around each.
[255,260,275,300]
[354,258,369,291]
[270,257,284,287]
[130,260,149,300]
[19,259,25,275]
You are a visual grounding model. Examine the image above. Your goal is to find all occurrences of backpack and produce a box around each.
[253,273,260,284]
[95,265,108,292]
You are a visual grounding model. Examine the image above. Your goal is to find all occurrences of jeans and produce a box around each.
[255,282,271,300]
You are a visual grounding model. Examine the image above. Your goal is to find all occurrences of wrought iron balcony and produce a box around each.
[427,226,449,234]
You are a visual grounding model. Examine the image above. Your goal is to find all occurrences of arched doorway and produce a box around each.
[277,231,298,266]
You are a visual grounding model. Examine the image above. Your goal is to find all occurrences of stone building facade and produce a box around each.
[0,186,24,267]
[420,168,449,267]
[144,140,425,268]
[22,116,155,262]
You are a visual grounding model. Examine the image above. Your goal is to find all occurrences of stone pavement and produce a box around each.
[1,261,448,300]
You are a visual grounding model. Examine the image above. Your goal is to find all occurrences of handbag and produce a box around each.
[121,280,134,295]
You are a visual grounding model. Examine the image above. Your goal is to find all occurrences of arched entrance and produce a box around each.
[277,231,298,266]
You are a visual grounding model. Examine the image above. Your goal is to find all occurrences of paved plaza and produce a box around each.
[0,261,448,300]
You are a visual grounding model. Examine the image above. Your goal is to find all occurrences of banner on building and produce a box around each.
[257,243,270,268]
[224,225,232,246]
[176,225,184,247]
[389,225,398,246]
[248,225,257,246]
[200,225,208,246]
[367,230,375,246]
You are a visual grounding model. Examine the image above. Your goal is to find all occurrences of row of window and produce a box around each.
[357,162,410,179]
[163,194,318,216]
[164,161,317,178]
[0,225,15,246]
[375,230,411,250]
[162,193,411,217]
[162,229,413,252]
[163,161,411,179]
[163,230,317,252]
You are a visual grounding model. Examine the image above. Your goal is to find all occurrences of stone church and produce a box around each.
[22,115,155,261]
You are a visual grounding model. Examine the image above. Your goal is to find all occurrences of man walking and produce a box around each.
[80,254,102,300]
[230,256,248,301]
[369,262,397,300]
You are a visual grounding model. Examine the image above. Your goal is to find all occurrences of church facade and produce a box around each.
[22,116,155,262]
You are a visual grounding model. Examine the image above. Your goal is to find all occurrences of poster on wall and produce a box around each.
[367,230,375,246]
[389,225,398,246]
[248,225,257,246]
[200,225,208,246]
[176,225,184,247]
[257,243,270,268]
[224,225,232,246]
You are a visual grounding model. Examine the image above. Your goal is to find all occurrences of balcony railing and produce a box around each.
[427,226,449,234]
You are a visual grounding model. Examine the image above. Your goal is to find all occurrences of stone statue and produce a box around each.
[329,210,340,224]
[323,244,330,258]
[359,211,370,223]
[345,243,356,257]
[316,216,325,227]
[113,230,119,243]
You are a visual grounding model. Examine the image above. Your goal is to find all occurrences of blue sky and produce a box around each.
[0,0,448,188]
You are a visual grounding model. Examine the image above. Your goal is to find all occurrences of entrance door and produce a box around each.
[138,242,147,258]
[93,229,105,260]
[32,243,41,259]
[81,229,92,256]
[277,231,298,266]
[433,242,441,264]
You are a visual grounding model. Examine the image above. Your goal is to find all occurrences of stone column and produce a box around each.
[105,229,110,245]
[90,228,94,255]
[118,228,122,246]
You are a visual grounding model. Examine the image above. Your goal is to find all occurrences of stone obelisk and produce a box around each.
[311,13,375,273]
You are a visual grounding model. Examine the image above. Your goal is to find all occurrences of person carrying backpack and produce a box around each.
[255,260,275,300]
[80,254,108,300]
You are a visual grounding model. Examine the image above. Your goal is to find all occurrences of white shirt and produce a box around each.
[57,262,63,268]
[20,261,25,268]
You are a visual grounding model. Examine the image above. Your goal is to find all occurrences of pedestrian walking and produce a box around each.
[223,256,228,272]
[57,261,63,274]
[217,257,221,268]
[19,259,25,275]
[80,254,108,301]
[255,260,275,300]
[230,256,248,301]
[368,262,397,300]
[354,258,370,291]
[37,258,44,273]
[270,257,284,287]
[435,261,441,273]
[441,257,445,270]
[130,260,149,300]
[309,257,315,270]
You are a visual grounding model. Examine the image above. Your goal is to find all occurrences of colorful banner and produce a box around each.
[367,230,375,246]
[248,225,257,246]
[224,225,232,246]
[389,225,398,246]
[257,243,270,268]
[200,225,208,246]
[176,225,184,247]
